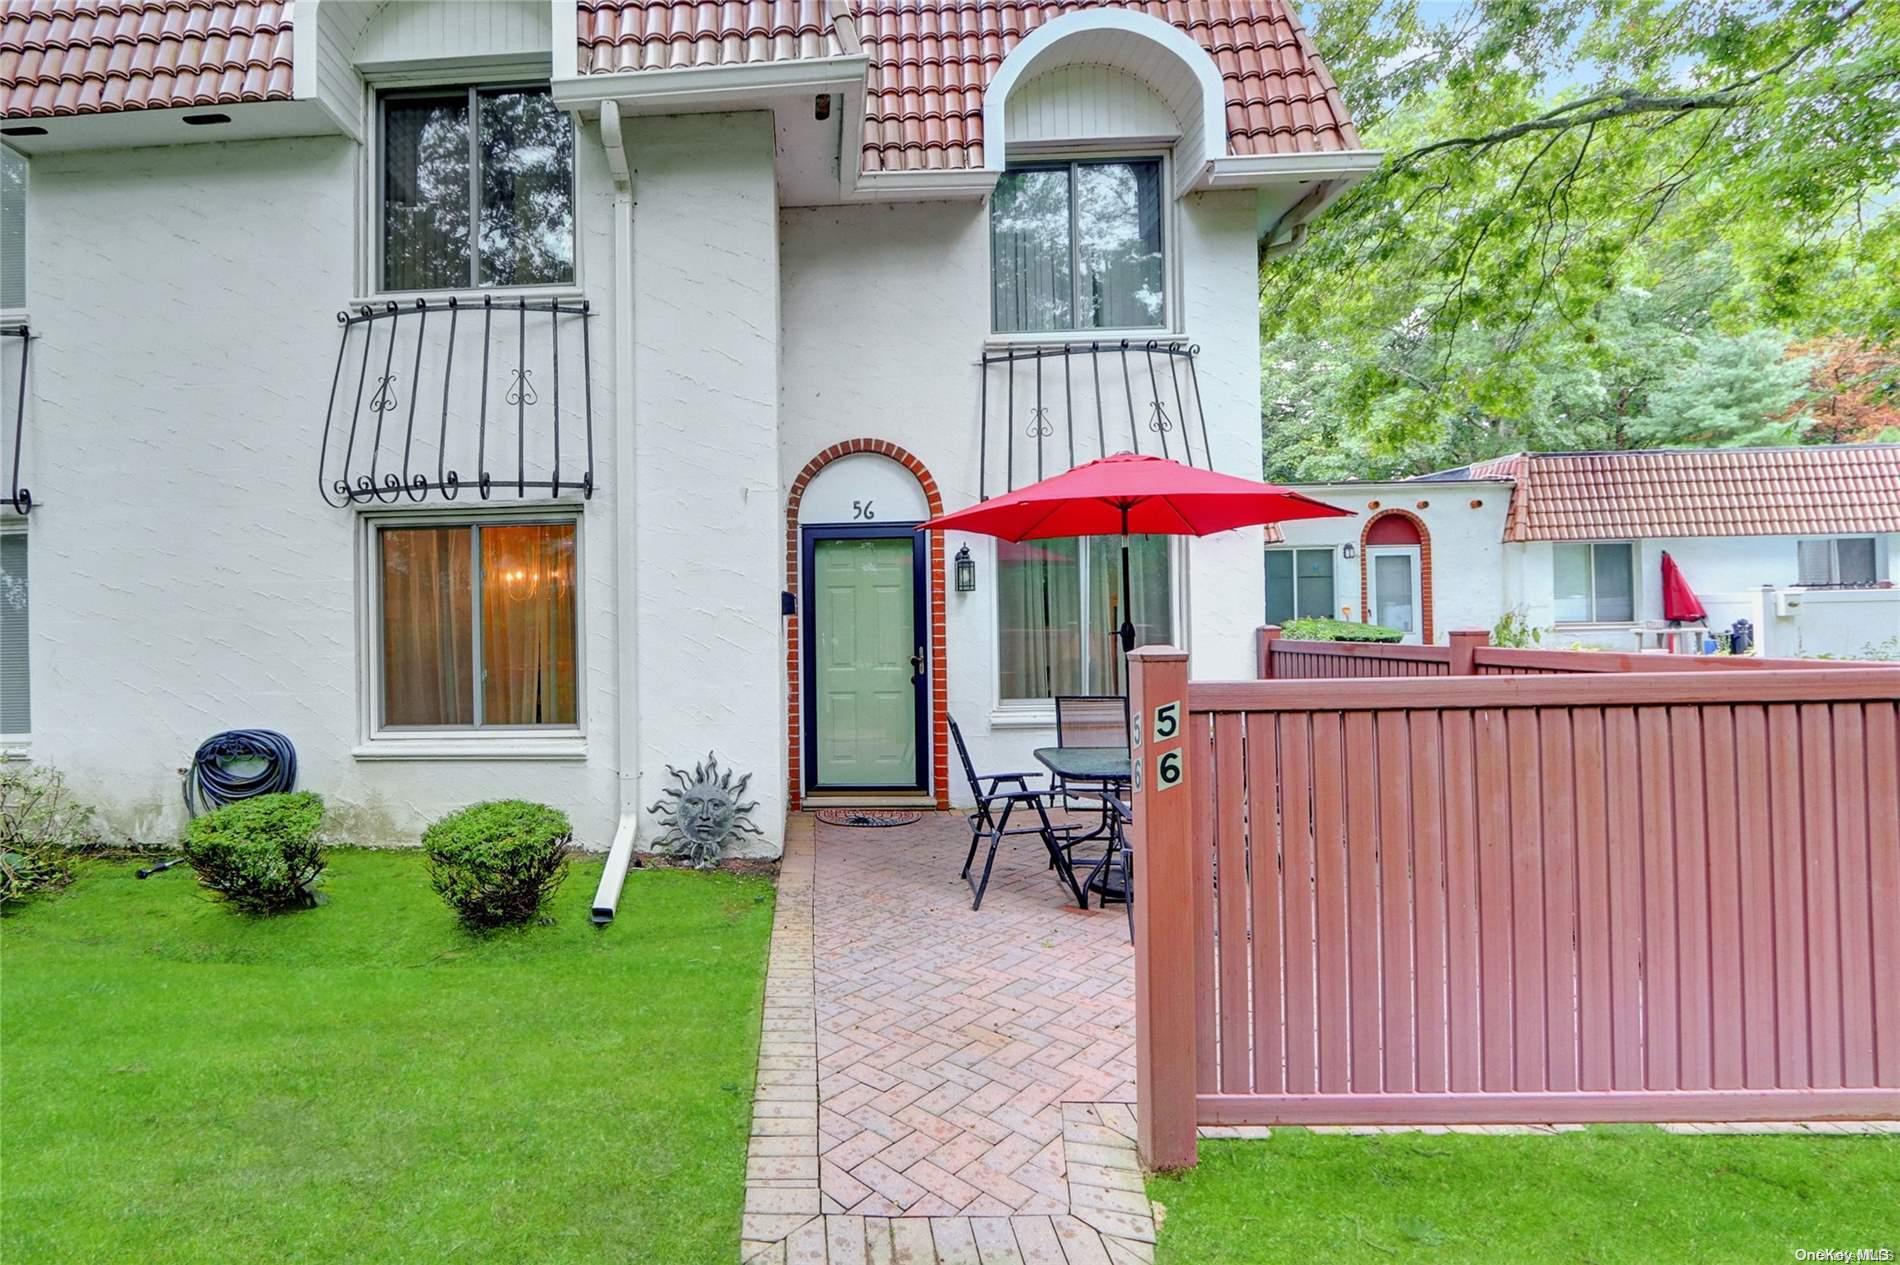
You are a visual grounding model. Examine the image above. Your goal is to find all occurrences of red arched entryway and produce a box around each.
[1359,509,1435,643]
[785,440,949,811]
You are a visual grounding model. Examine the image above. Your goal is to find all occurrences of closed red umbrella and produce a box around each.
[923,453,1352,656]
[1661,550,1707,623]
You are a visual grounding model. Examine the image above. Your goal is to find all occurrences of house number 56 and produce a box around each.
[852,499,875,520]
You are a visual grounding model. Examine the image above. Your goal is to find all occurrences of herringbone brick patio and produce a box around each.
[811,813,1136,1218]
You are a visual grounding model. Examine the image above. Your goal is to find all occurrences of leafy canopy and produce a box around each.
[1264,0,1899,479]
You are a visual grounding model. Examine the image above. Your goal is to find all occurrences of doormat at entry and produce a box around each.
[814,809,924,828]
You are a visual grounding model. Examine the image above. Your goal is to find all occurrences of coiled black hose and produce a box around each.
[139,730,299,878]
[183,729,298,816]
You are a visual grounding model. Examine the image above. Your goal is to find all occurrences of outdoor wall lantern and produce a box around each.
[955,545,976,592]
[1341,543,1357,560]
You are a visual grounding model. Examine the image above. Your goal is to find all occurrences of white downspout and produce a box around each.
[592,100,640,924]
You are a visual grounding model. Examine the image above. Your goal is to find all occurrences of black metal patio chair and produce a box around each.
[948,715,1086,912]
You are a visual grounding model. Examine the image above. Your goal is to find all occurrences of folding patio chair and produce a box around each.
[948,715,1085,912]
[1052,695,1132,800]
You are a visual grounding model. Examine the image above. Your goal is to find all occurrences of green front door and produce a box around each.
[812,535,919,788]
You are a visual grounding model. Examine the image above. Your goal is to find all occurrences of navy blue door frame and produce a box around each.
[800,522,930,793]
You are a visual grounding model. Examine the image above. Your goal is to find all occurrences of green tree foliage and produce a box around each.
[1263,0,1899,480]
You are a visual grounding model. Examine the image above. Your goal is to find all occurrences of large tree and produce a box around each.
[1263,0,1899,480]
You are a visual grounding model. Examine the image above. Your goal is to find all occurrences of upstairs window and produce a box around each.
[2,146,23,310]
[991,158,1164,335]
[380,85,575,292]
[1797,537,1877,586]
[1265,548,1336,625]
[1554,542,1635,623]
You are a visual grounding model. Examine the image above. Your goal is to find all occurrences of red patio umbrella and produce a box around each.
[923,453,1352,661]
[1661,550,1707,623]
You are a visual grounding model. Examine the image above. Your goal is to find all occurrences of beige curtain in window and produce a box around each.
[381,527,474,726]
[480,523,577,725]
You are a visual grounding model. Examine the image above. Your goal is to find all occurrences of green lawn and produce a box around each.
[1,850,774,1265]
[1150,1126,1900,1264]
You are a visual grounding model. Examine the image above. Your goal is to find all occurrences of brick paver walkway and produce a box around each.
[742,812,1149,1263]
[812,812,1136,1220]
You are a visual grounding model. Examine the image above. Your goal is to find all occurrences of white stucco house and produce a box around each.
[1266,445,1900,658]
[0,0,1379,853]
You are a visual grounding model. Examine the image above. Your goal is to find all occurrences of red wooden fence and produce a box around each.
[1259,625,1861,680]
[1129,648,1900,1170]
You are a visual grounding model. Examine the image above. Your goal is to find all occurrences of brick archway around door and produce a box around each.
[1359,508,1435,644]
[786,440,950,811]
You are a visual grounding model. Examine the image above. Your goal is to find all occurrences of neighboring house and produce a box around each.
[1266,445,1900,655]
[0,1,1376,851]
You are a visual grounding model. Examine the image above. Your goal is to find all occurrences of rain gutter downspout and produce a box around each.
[593,99,639,925]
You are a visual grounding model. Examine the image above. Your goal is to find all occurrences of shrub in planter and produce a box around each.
[423,800,571,930]
[1280,616,1405,643]
[0,766,101,906]
[181,791,326,914]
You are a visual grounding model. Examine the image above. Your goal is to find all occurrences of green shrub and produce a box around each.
[181,791,326,914]
[422,800,571,930]
[1279,617,1405,643]
[0,766,101,906]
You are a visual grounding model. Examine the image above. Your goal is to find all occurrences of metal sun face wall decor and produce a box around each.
[648,751,763,869]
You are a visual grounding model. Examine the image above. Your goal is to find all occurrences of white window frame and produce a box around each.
[353,504,586,761]
[991,534,1186,721]
[1265,546,1338,625]
[986,148,1179,347]
[363,73,583,303]
[1553,540,1638,626]
[1796,536,1879,586]
[0,519,26,757]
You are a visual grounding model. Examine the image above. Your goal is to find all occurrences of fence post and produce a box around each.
[1449,628,1489,675]
[1257,625,1282,679]
[1128,645,1198,1170]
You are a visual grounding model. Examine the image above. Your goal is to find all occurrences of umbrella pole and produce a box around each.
[1118,506,1136,657]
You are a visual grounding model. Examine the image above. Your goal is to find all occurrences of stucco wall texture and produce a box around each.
[16,121,1279,851]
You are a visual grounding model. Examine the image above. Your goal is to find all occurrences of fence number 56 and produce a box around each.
[1155,749,1184,791]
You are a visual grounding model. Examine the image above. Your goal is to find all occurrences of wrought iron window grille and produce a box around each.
[319,295,596,507]
[978,340,1211,500]
[3,323,27,516]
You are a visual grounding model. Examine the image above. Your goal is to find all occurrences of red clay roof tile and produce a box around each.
[1464,447,1900,542]
[1,0,294,120]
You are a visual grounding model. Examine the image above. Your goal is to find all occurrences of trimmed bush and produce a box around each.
[181,791,326,914]
[1279,616,1405,643]
[0,766,100,906]
[423,800,571,930]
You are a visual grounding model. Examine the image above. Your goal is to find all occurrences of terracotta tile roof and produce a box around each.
[577,1,1360,173]
[1,0,294,119]
[576,0,845,74]
[1459,447,1900,543]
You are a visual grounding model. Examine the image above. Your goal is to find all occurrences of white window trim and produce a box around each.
[990,534,1187,719]
[1265,545,1339,624]
[353,502,586,760]
[986,148,1181,347]
[0,519,26,755]
[1796,536,1879,587]
[359,70,583,302]
[1553,540,1638,627]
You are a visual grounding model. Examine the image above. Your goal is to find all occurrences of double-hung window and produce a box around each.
[380,84,575,292]
[1797,537,1877,586]
[997,535,1172,701]
[1,528,25,740]
[376,519,578,730]
[1553,542,1635,623]
[1265,548,1336,624]
[991,158,1165,335]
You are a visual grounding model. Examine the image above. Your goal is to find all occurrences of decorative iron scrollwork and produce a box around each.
[3,324,28,516]
[977,338,1209,500]
[317,295,595,508]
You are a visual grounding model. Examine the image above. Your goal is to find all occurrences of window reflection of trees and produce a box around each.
[381,87,574,292]
[991,160,1163,335]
